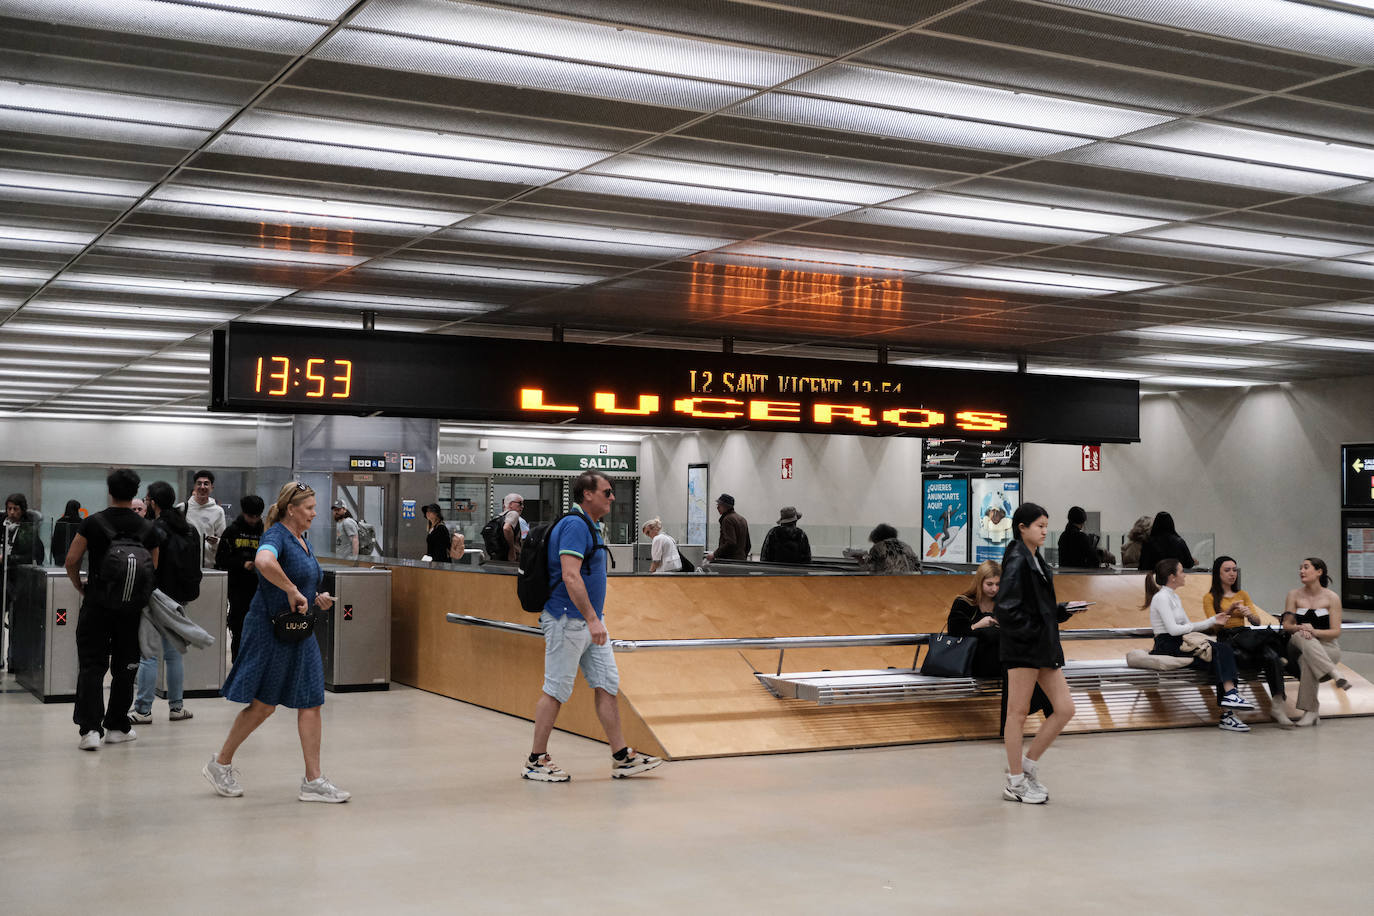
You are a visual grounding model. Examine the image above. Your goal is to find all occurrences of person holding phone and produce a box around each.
[1146,558,1254,732]
[995,502,1088,804]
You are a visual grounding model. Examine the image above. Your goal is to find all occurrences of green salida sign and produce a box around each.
[495,452,637,472]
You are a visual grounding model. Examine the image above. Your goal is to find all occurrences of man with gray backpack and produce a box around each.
[63,468,160,751]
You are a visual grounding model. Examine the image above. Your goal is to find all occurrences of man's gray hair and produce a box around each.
[503,493,524,509]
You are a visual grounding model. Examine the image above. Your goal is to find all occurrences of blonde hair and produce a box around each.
[642,517,662,536]
[266,481,315,527]
[957,559,1002,604]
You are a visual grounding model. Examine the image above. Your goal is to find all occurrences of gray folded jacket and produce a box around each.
[140,588,216,659]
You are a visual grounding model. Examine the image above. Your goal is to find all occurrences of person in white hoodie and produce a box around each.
[1145,558,1255,732]
[179,469,226,567]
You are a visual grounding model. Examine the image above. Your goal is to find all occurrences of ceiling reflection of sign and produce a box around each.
[213,323,1139,443]
[1344,444,1374,508]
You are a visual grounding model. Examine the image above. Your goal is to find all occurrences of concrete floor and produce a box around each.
[3,656,1373,915]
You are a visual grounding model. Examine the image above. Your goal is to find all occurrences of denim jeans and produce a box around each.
[134,631,184,714]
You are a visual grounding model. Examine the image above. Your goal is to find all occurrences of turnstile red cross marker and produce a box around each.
[56,609,67,625]
[343,605,353,621]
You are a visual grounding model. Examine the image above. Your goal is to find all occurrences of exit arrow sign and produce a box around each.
[1355,458,1366,472]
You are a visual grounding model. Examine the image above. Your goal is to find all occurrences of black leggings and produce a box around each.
[1151,634,1239,702]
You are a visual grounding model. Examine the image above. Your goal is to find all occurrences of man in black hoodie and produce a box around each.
[214,494,264,663]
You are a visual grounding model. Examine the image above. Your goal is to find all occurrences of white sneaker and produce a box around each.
[1003,774,1048,804]
[1021,757,1049,801]
[1219,712,1250,732]
[1218,689,1255,711]
[78,731,101,751]
[611,749,663,778]
[169,707,193,721]
[522,753,571,782]
[128,709,153,725]
[299,776,351,803]
[202,755,244,797]
[102,728,137,745]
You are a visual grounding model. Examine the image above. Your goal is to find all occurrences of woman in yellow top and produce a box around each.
[1205,555,1289,725]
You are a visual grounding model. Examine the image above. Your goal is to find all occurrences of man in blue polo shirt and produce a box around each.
[523,471,663,782]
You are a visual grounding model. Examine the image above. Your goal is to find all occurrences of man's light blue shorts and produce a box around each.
[540,611,619,703]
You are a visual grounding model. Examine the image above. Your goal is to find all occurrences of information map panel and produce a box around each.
[211,323,1140,443]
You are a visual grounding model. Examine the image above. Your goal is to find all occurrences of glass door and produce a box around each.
[333,475,389,558]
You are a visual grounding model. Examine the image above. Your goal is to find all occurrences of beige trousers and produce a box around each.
[1286,636,1341,713]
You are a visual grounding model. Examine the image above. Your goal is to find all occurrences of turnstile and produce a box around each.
[154,570,228,699]
[9,567,81,702]
[318,567,391,692]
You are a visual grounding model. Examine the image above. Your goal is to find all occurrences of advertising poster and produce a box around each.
[970,476,1020,563]
[922,476,968,562]
[687,464,709,546]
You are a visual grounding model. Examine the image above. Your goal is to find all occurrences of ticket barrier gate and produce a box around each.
[318,567,391,692]
[154,571,228,700]
[9,567,81,703]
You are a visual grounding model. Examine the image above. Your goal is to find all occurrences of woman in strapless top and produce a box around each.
[1280,557,1350,727]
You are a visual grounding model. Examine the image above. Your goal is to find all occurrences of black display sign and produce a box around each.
[211,323,1139,443]
[923,438,1022,470]
[1343,444,1374,508]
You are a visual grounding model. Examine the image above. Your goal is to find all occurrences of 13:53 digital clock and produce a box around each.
[252,356,353,399]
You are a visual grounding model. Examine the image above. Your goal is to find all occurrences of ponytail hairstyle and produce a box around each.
[1143,559,1181,608]
[1304,556,1331,588]
[1209,555,1238,614]
[266,481,315,527]
[146,481,190,535]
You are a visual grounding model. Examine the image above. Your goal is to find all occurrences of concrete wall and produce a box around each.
[0,417,278,467]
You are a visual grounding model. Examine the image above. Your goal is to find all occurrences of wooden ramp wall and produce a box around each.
[388,567,1374,758]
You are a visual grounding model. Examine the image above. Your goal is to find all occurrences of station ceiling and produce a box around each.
[3,0,1374,421]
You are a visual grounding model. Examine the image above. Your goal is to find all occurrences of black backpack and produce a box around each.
[516,512,614,612]
[480,513,508,560]
[157,519,203,604]
[89,515,156,612]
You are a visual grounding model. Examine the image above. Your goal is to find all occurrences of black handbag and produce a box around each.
[272,608,316,643]
[921,630,977,678]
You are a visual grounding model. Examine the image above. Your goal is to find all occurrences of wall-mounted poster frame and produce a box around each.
[970,474,1021,563]
[922,475,969,563]
[687,464,709,547]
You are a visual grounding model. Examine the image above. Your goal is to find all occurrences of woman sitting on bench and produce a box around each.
[946,560,1002,678]
[1206,555,1290,726]
[996,503,1088,805]
[1146,559,1254,732]
[1281,557,1349,727]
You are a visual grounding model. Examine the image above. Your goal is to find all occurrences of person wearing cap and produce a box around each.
[760,506,811,565]
[332,501,359,560]
[422,504,451,563]
[705,494,750,562]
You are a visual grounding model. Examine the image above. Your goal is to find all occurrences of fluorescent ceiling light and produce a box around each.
[0,226,99,245]
[1028,367,1143,379]
[233,112,607,171]
[0,356,122,371]
[0,79,234,129]
[1141,225,1369,258]
[888,192,1166,234]
[99,236,367,267]
[792,66,1171,137]
[241,313,438,332]
[318,29,754,113]
[350,0,816,86]
[48,392,179,402]
[290,291,498,313]
[588,156,908,206]
[364,259,608,286]
[1130,325,1300,343]
[735,94,1094,157]
[915,274,1105,297]
[0,367,103,380]
[1,0,331,55]
[120,364,212,375]
[1288,337,1374,351]
[456,216,739,252]
[0,168,151,197]
[0,266,57,281]
[208,134,566,186]
[25,302,239,322]
[554,174,857,218]
[938,266,1159,292]
[1134,354,1274,368]
[137,199,441,235]
[717,243,959,274]
[1056,143,1362,195]
[895,357,1019,371]
[1136,122,1374,180]
[1142,375,1270,388]
[78,385,204,395]
[150,186,470,227]
[56,274,297,299]
[2,321,187,341]
[844,208,1098,245]
[1046,0,1374,66]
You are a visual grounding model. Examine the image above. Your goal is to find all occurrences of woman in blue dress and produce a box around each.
[202,482,349,803]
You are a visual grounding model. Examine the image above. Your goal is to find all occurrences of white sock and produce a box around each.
[1022,756,1038,778]
[1008,773,1026,786]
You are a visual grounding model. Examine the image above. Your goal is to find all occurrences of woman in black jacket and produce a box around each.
[422,504,451,563]
[946,560,1002,678]
[996,502,1088,804]
[51,500,83,566]
[1137,510,1195,571]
